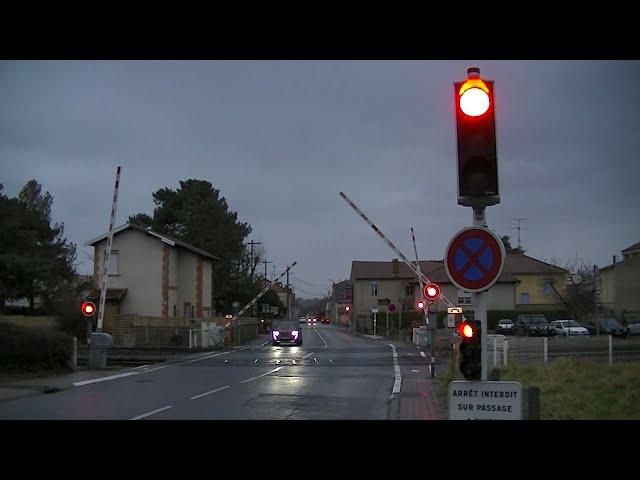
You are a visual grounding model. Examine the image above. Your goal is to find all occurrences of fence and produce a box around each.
[487,334,640,366]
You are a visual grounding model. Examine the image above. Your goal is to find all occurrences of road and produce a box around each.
[0,324,443,420]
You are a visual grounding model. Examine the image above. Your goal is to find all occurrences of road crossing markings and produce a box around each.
[240,367,282,383]
[189,385,230,400]
[130,405,173,420]
[388,344,402,398]
[303,352,315,359]
[314,329,328,348]
[73,372,139,387]
[254,359,258,364]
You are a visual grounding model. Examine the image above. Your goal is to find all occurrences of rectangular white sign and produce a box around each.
[371,307,378,313]
[448,381,522,420]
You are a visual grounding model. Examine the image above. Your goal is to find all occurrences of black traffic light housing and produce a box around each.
[458,320,481,380]
[454,67,499,207]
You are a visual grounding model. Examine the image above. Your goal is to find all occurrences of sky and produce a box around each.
[1,60,639,298]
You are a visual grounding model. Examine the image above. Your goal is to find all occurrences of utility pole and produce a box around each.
[263,259,272,282]
[247,240,262,280]
[286,265,291,319]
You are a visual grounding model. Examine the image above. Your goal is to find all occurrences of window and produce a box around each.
[457,290,472,305]
[543,278,553,295]
[520,293,529,305]
[104,250,119,276]
[405,284,415,297]
[370,282,378,297]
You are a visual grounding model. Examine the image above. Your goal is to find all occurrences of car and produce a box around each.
[550,319,589,337]
[627,322,640,335]
[321,317,330,324]
[307,317,317,326]
[298,317,307,324]
[496,319,514,335]
[514,314,555,337]
[272,321,302,346]
[586,318,627,337]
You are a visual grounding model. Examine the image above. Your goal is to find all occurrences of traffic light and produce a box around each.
[81,301,96,317]
[423,283,440,302]
[454,67,499,207]
[345,305,351,313]
[416,300,425,310]
[458,320,481,380]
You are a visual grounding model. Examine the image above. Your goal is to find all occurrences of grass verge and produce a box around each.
[438,356,640,420]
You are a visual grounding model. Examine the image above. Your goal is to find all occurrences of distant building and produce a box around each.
[599,242,640,323]
[85,223,220,332]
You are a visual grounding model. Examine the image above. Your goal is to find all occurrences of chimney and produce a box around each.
[613,255,617,265]
[392,258,399,276]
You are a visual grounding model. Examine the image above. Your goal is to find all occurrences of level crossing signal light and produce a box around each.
[416,300,425,310]
[345,305,351,313]
[423,283,440,302]
[458,320,481,380]
[81,301,96,317]
[454,67,499,207]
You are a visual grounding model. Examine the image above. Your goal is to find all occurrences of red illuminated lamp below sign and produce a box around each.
[81,302,96,317]
[423,283,440,302]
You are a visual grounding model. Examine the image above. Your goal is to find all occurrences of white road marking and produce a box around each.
[292,360,296,364]
[314,329,328,347]
[183,345,251,364]
[411,369,420,373]
[254,359,258,364]
[388,344,402,397]
[133,364,149,370]
[224,359,229,363]
[143,365,169,373]
[303,352,315,359]
[189,385,230,400]
[130,405,173,420]
[73,372,139,387]
[240,367,282,383]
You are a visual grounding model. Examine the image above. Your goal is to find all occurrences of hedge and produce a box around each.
[0,322,73,371]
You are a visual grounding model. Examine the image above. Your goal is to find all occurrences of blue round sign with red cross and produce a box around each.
[444,226,505,293]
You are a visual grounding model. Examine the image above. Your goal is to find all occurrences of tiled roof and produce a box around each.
[502,254,568,274]
[622,241,640,253]
[87,289,128,302]
[85,223,221,261]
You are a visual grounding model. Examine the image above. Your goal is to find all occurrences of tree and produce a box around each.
[0,180,78,312]
[128,212,153,228]
[544,256,597,323]
[129,179,253,313]
[501,235,526,255]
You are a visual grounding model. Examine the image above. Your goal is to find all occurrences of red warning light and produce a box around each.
[458,321,476,340]
[423,283,440,302]
[416,300,425,310]
[81,302,96,317]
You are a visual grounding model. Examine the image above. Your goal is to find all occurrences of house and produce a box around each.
[503,253,569,312]
[598,242,640,323]
[85,223,220,333]
[268,281,295,315]
[330,280,352,325]
[349,258,520,318]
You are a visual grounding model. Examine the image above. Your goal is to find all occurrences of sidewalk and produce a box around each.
[344,327,447,420]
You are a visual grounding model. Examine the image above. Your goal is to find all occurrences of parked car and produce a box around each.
[586,318,627,337]
[550,319,589,336]
[627,322,640,335]
[272,321,302,346]
[515,314,555,336]
[321,317,330,324]
[496,319,514,335]
[307,317,317,326]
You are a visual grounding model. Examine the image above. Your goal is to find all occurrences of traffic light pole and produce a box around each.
[473,205,488,381]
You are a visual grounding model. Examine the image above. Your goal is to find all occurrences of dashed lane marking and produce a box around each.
[240,367,282,384]
[130,405,173,420]
[189,385,230,400]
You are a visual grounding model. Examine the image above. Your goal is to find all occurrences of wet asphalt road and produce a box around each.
[0,324,436,420]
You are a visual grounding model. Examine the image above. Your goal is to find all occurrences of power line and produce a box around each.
[291,275,329,288]
[292,283,328,297]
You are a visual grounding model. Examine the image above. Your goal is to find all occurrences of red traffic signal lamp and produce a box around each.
[423,283,440,302]
[416,300,425,310]
[345,305,351,313]
[454,67,499,207]
[81,301,96,317]
[458,320,481,380]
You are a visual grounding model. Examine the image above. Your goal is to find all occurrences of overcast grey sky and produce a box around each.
[1,60,639,298]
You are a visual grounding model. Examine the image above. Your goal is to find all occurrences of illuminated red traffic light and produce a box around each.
[458,321,476,339]
[423,283,440,302]
[345,305,351,312]
[81,301,96,317]
[416,300,425,310]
